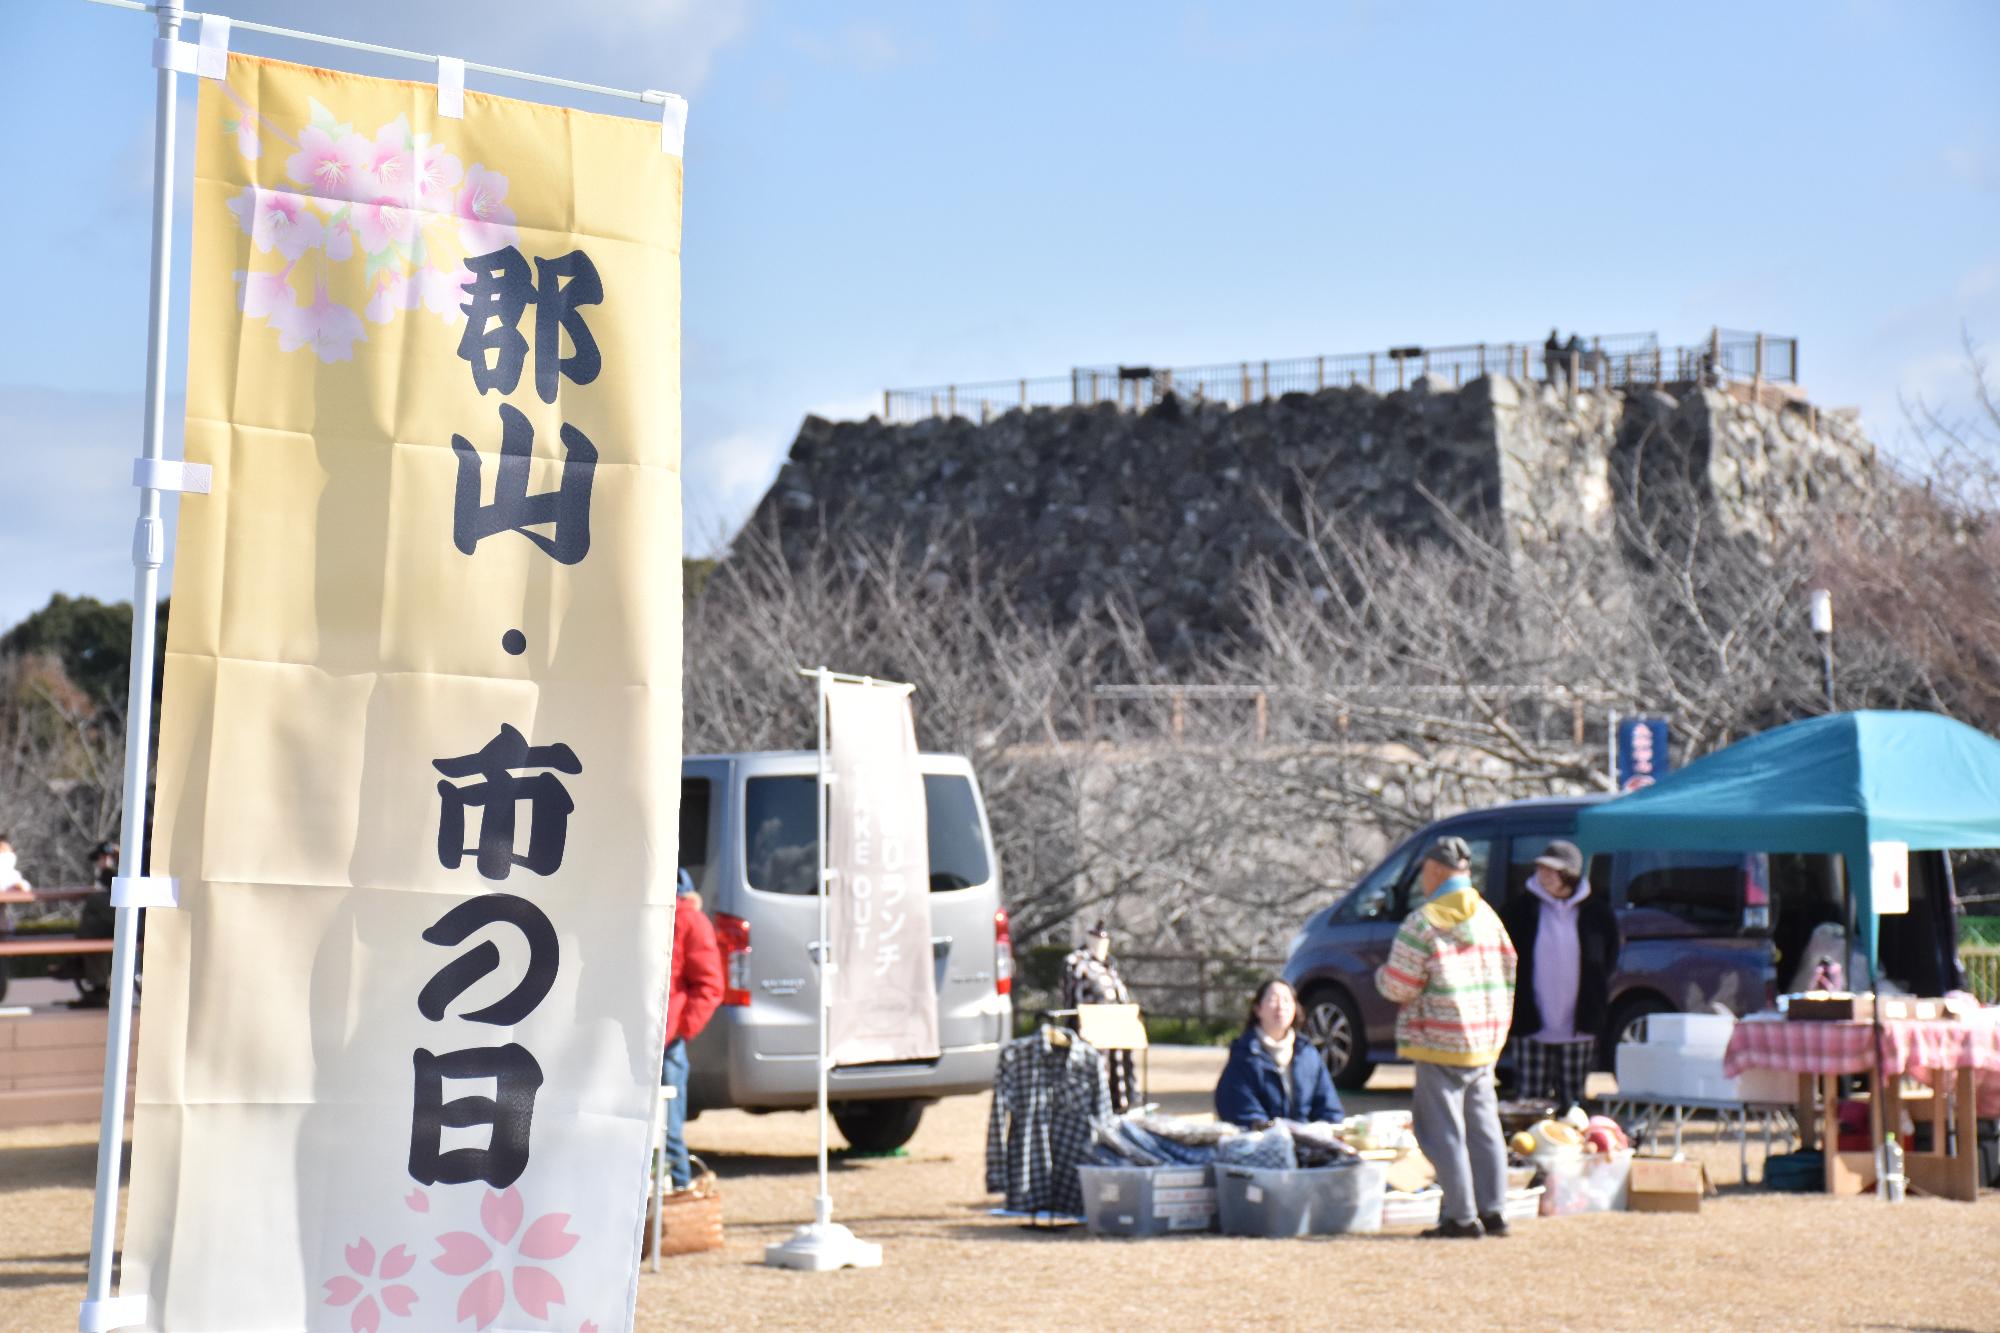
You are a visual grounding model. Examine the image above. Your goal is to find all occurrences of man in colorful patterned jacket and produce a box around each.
[1376,836,1518,1239]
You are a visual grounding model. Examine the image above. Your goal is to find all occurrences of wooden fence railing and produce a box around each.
[1962,946,2000,1005]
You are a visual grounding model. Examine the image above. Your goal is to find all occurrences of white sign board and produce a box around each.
[1870,840,1910,916]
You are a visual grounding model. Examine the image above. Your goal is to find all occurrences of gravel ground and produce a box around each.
[4,1047,1996,1332]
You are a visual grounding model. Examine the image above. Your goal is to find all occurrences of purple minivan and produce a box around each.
[1281,795,1963,1089]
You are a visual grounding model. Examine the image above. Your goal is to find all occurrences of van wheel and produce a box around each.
[1602,994,1671,1070]
[832,1099,925,1153]
[1302,986,1373,1091]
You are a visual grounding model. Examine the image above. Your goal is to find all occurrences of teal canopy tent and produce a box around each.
[1574,710,2000,967]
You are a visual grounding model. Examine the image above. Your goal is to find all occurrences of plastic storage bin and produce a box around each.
[1078,1165,1216,1237]
[1215,1161,1387,1237]
[1539,1149,1633,1215]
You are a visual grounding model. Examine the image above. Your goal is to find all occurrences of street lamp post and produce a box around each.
[1809,588,1835,712]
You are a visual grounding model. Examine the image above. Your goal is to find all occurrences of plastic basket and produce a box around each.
[1216,1161,1387,1237]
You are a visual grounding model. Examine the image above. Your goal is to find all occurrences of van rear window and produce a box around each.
[743,774,991,895]
[1619,851,1747,930]
[679,777,712,888]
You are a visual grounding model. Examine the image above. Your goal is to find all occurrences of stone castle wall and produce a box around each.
[748,376,1878,655]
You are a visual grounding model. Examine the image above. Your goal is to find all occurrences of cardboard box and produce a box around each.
[1785,993,1963,1023]
[1627,1157,1711,1213]
[1785,992,1867,1021]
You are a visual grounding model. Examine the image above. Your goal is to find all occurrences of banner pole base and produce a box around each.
[762,1221,882,1273]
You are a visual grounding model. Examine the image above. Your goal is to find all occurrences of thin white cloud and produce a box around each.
[784,22,917,74]
[189,0,755,102]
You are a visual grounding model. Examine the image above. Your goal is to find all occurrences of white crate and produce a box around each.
[1615,1043,1665,1096]
[1615,1042,1795,1105]
[1381,1188,1442,1230]
[1640,1012,1736,1049]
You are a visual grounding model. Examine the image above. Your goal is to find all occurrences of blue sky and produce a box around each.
[3,0,1997,631]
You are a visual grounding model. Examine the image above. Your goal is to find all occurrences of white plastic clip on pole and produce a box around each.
[79,1295,149,1333]
[110,876,180,910]
[132,457,211,495]
[437,55,465,119]
[644,90,687,155]
[151,10,229,79]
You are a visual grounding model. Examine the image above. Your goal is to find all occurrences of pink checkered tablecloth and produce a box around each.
[1724,1011,2000,1115]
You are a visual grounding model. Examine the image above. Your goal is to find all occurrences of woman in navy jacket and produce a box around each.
[1215,979,1343,1127]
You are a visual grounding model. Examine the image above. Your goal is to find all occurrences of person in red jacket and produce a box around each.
[663,869,724,1189]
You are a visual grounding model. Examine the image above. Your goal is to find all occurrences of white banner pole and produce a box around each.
[82,2,183,1329]
[764,667,880,1271]
[814,663,833,1226]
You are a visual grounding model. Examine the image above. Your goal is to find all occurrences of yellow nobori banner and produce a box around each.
[125,54,681,1331]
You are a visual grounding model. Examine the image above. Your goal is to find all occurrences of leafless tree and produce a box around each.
[0,653,125,900]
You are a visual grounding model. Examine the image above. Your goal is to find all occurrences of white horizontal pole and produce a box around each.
[793,666,916,693]
[78,0,662,105]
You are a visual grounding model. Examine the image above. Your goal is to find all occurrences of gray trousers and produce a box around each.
[1412,1060,1508,1225]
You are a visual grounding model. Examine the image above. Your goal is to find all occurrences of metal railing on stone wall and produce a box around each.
[881,328,1799,424]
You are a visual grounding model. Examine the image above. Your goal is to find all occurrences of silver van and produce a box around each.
[678,750,1012,1151]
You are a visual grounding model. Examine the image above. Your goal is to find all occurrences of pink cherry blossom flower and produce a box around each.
[323,212,356,263]
[275,280,365,363]
[405,1189,430,1213]
[432,1187,581,1331]
[364,267,417,325]
[454,164,517,255]
[412,264,472,325]
[353,196,416,257]
[224,114,260,160]
[412,140,464,209]
[323,1236,418,1333]
[359,119,413,200]
[286,125,373,203]
[235,263,297,321]
[225,187,326,262]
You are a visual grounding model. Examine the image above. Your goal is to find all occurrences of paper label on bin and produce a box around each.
[1099,1183,1122,1203]
[1245,1185,1264,1203]
[1153,1188,1215,1207]
[1153,1169,1205,1189]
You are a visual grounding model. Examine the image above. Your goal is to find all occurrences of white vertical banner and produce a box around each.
[825,680,939,1065]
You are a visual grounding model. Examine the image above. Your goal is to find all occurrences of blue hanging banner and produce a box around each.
[1617,718,1672,790]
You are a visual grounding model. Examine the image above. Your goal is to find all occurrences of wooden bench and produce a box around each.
[0,938,115,959]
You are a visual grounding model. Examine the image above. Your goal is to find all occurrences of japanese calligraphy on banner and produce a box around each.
[826,681,940,1066]
[123,54,681,1332]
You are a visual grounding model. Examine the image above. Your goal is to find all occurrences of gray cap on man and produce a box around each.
[1533,839,1584,880]
[1422,835,1473,871]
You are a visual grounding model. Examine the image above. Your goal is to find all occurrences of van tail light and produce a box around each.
[1742,863,1771,931]
[715,912,752,1007]
[993,907,1014,997]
